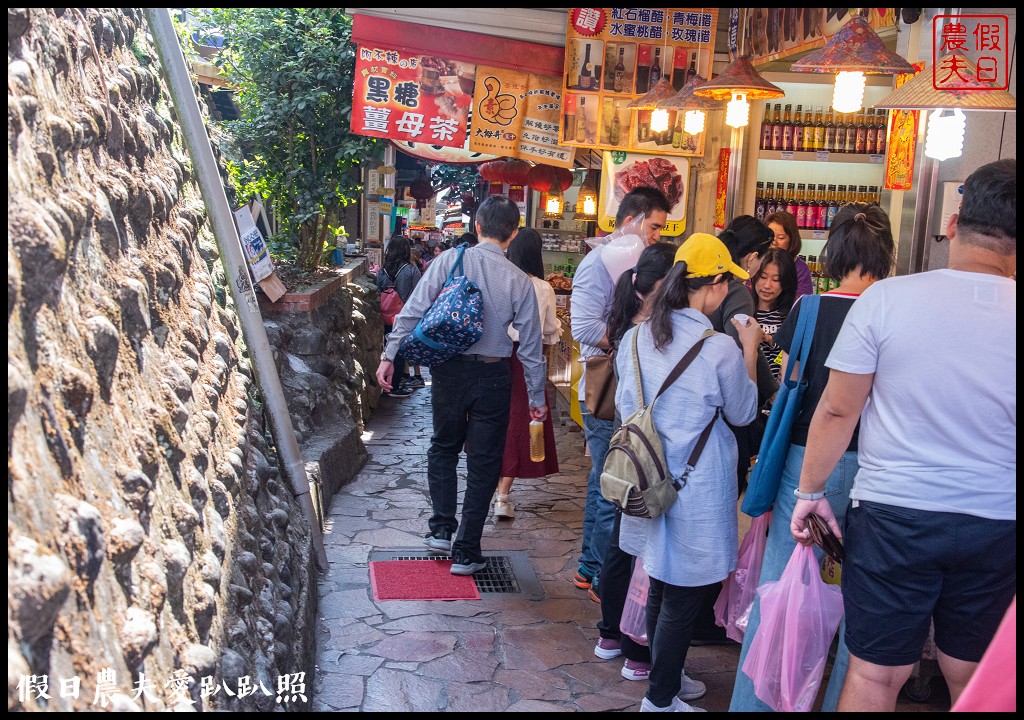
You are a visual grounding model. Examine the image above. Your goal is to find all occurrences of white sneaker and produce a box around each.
[493,494,515,519]
[640,697,706,712]
[678,672,706,701]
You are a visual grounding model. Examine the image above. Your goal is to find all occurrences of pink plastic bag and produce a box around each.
[741,543,844,712]
[714,511,772,643]
[619,560,649,646]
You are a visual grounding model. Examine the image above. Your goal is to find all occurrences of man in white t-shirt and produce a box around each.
[789,159,1016,712]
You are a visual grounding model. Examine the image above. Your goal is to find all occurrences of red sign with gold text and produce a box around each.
[884,62,925,191]
[351,46,473,148]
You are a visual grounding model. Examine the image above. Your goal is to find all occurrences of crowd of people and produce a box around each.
[373,159,1015,712]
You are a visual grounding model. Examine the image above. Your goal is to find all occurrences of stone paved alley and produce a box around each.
[311,375,950,712]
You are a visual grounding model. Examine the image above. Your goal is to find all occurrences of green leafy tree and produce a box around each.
[205,8,379,271]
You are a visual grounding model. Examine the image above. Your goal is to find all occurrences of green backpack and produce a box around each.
[600,327,721,519]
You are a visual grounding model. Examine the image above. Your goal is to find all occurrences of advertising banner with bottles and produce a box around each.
[469,66,576,169]
[561,8,719,157]
[351,46,474,148]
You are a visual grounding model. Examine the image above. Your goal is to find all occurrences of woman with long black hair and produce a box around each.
[376,233,421,398]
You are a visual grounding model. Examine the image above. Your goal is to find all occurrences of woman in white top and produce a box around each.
[615,233,761,712]
[494,229,562,519]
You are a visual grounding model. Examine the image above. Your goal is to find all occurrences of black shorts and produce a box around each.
[842,500,1016,666]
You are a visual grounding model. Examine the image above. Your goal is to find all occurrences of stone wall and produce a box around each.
[7,8,367,711]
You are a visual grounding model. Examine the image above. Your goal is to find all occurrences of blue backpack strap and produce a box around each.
[447,243,469,283]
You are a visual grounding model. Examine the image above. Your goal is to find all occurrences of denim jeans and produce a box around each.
[646,577,715,707]
[729,445,858,712]
[427,358,511,560]
[579,401,616,577]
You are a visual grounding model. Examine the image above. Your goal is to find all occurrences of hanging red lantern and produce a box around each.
[527,164,573,194]
[477,159,506,182]
[503,159,533,186]
[409,176,434,210]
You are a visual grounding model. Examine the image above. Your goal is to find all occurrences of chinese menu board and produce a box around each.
[561,8,719,158]
[351,46,474,148]
[469,66,576,168]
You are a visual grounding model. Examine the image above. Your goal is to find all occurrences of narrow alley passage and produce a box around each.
[310,374,949,712]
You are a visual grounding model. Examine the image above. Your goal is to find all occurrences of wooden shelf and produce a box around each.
[758,150,886,164]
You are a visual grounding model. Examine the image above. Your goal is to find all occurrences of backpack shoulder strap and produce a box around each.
[630,326,647,408]
[654,328,716,401]
[447,243,469,283]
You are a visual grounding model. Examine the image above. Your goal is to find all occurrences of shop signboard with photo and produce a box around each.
[469,67,576,168]
[351,46,474,148]
[598,150,688,236]
[741,8,896,66]
[561,8,718,158]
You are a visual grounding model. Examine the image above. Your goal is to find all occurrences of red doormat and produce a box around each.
[369,560,481,601]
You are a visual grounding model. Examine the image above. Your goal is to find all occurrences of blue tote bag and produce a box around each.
[741,295,820,517]
[398,243,483,367]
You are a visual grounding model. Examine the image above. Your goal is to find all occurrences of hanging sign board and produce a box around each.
[469,66,576,168]
[741,8,896,66]
[598,151,688,236]
[351,46,474,148]
[561,8,718,158]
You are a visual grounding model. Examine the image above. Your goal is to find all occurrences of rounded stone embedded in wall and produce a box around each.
[119,606,158,665]
[9,201,68,307]
[9,532,72,645]
[161,538,191,588]
[117,468,153,512]
[8,8,31,40]
[106,517,145,564]
[53,494,106,586]
[85,315,120,394]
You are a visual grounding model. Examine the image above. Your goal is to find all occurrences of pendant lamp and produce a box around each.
[658,74,721,136]
[791,13,914,114]
[692,56,784,129]
[627,77,677,133]
[574,153,599,222]
[873,54,1015,161]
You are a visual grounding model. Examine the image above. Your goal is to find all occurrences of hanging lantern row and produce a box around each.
[408,175,435,210]
[526,164,574,194]
[477,159,532,186]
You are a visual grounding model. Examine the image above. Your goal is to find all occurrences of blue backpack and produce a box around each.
[399,243,484,367]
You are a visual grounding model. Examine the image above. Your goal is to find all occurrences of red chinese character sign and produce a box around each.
[934,14,1009,90]
[351,46,473,148]
[561,8,719,157]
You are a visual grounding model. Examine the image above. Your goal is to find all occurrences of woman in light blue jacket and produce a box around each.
[616,233,762,712]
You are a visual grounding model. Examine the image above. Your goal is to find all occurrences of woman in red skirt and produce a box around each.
[494,228,561,519]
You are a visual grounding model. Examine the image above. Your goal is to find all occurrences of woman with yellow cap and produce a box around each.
[616,233,762,712]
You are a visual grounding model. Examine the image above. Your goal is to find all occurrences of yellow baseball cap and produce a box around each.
[674,232,749,280]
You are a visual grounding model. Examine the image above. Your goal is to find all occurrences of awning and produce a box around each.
[350,14,564,77]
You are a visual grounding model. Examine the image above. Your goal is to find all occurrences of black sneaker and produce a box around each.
[450,551,487,576]
[384,383,413,398]
[423,529,452,555]
[406,376,425,389]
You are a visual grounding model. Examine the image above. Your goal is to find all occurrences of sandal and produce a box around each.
[493,494,515,519]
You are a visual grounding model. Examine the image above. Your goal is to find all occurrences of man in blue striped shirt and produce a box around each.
[376,196,547,575]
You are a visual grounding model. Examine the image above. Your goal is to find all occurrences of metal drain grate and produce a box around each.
[369,549,544,599]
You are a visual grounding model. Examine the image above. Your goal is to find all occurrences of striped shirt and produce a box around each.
[755,307,787,381]
[384,241,547,407]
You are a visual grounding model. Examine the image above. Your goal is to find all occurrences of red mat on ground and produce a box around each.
[369,560,481,601]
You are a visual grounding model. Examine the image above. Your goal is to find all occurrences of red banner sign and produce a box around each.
[351,46,473,148]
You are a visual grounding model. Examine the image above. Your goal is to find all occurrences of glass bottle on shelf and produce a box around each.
[785,182,799,217]
[834,112,848,153]
[801,106,814,151]
[781,104,794,151]
[815,184,828,230]
[610,106,622,146]
[755,181,766,220]
[865,109,879,155]
[685,51,697,84]
[792,104,804,152]
[843,114,857,153]
[824,108,838,152]
[813,106,826,151]
[760,102,773,150]
[576,96,589,144]
[764,181,777,216]
[671,113,682,148]
[855,111,868,153]
[795,183,808,229]
[858,185,870,204]
[649,47,662,91]
[875,110,888,155]
[825,184,840,228]
[836,184,848,207]
[613,46,626,93]
[579,43,595,90]
[770,103,784,151]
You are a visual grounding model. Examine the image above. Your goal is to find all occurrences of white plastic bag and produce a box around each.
[585,213,647,284]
